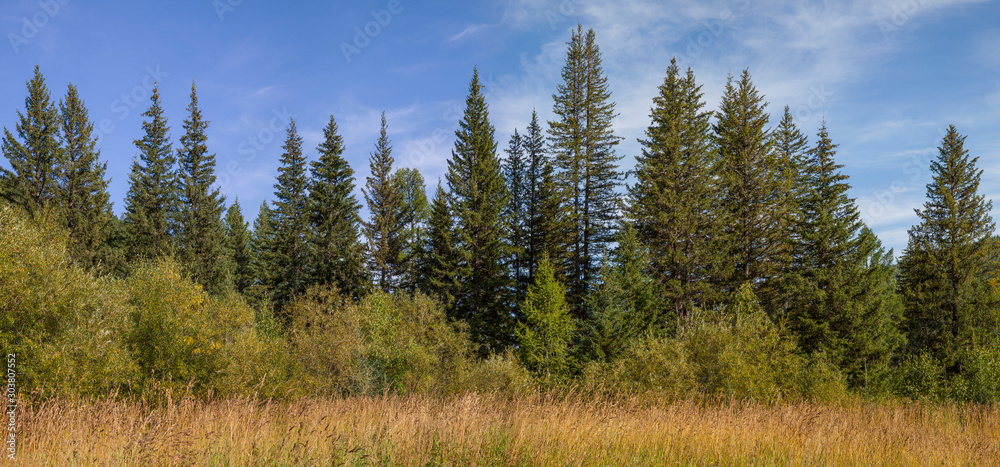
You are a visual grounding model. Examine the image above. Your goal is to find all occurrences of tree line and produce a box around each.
[3,24,998,395]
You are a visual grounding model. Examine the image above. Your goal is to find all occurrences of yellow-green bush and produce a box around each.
[0,204,137,397]
[288,286,472,396]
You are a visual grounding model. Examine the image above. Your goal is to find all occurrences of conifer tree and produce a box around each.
[899,125,998,373]
[517,254,575,384]
[422,182,461,306]
[581,222,663,363]
[392,167,429,294]
[713,69,790,311]
[785,122,903,384]
[55,83,116,272]
[1,65,61,215]
[249,201,276,301]
[176,82,228,293]
[522,111,566,283]
[446,68,512,355]
[122,83,177,260]
[309,115,365,297]
[223,198,253,294]
[548,25,623,316]
[503,128,529,301]
[362,112,406,292]
[628,60,724,319]
[268,120,312,312]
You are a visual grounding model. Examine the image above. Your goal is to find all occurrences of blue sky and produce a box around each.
[2,0,998,256]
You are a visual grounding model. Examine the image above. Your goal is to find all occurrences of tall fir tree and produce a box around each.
[422,182,461,307]
[713,69,791,312]
[392,167,429,294]
[446,68,513,355]
[785,122,902,384]
[55,83,116,272]
[503,128,529,302]
[248,201,276,302]
[628,59,724,319]
[176,82,228,294]
[362,112,406,292]
[898,125,998,373]
[267,119,312,314]
[223,198,253,294]
[516,254,574,384]
[523,110,568,285]
[1,65,61,215]
[548,24,624,317]
[122,83,178,261]
[772,106,810,303]
[309,115,365,297]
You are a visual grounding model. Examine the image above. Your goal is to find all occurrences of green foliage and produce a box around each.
[175,82,228,294]
[516,256,575,384]
[581,222,663,363]
[0,203,137,397]
[503,128,529,302]
[549,25,624,316]
[446,68,513,355]
[1,65,61,215]
[422,183,461,307]
[287,286,471,395]
[223,199,253,294]
[392,167,429,294]
[522,110,567,284]
[122,83,178,261]
[629,60,724,318]
[362,113,406,292]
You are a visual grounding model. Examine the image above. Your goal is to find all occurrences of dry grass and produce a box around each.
[4,391,999,466]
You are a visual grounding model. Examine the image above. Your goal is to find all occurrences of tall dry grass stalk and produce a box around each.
[4,392,998,465]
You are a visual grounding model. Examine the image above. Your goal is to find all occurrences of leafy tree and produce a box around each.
[421,182,461,307]
[581,222,663,363]
[267,119,312,313]
[309,115,365,297]
[1,65,61,215]
[548,24,624,316]
[362,112,406,292]
[713,69,791,311]
[122,83,178,261]
[446,68,512,355]
[628,59,724,319]
[503,129,529,302]
[175,82,228,294]
[223,198,253,294]
[392,167,429,294]
[55,83,116,273]
[785,123,903,385]
[516,255,574,384]
[899,125,998,374]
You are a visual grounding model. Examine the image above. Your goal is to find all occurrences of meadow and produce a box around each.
[6,392,998,466]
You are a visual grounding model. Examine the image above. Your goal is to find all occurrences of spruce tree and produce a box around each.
[309,115,365,297]
[446,68,512,355]
[176,82,228,294]
[713,69,790,311]
[1,65,61,215]
[392,167,429,294]
[268,119,312,313]
[524,110,568,285]
[422,182,461,307]
[223,198,253,294]
[581,222,663,363]
[503,128,529,302]
[122,83,177,261]
[548,24,623,317]
[516,254,574,384]
[55,83,116,272]
[628,60,724,319]
[362,112,406,292]
[785,122,903,384]
[248,201,276,302]
[899,125,997,373]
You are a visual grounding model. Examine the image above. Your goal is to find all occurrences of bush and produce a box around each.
[288,286,472,396]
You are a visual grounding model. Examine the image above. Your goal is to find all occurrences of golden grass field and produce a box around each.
[4,392,999,466]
